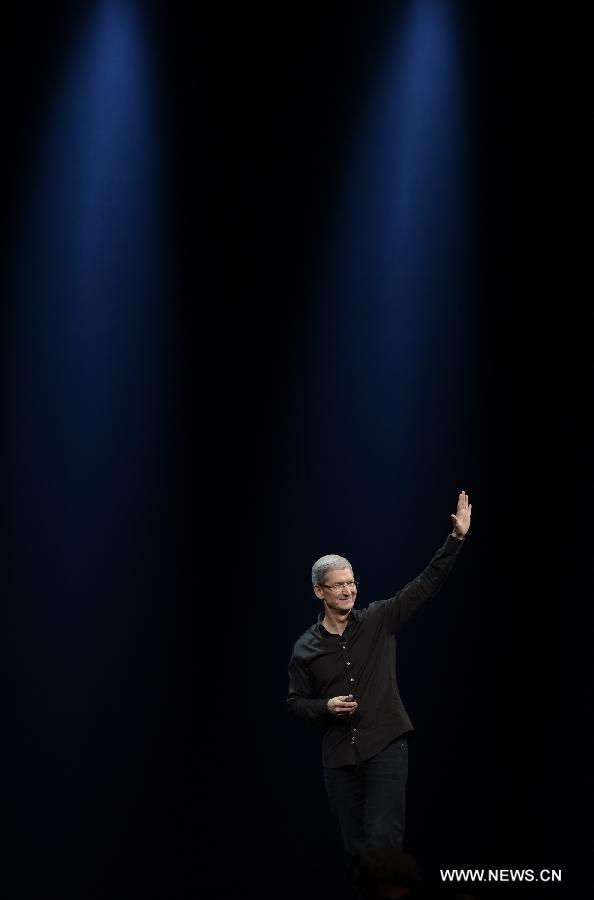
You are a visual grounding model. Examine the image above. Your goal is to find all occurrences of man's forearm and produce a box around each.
[287,696,328,722]
[386,533,464,632]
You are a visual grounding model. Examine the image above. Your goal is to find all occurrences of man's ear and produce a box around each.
[313,585,324,602]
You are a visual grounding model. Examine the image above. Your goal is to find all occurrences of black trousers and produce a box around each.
[323,734,409,869]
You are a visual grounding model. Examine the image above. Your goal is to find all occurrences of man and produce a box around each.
[287,491,471,885]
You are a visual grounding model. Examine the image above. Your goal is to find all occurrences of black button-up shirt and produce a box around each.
[287,534,464,767]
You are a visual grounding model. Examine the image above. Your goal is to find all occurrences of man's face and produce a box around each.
[313,567,357,614]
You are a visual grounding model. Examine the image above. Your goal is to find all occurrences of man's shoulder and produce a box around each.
[292,622,322,655]
[358,597,393,617]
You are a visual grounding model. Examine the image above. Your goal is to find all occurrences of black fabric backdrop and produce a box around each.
[1,3,589,898]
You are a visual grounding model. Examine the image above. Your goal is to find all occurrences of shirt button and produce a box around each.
[349,677,355,683]
[346,661,351,667]
[351,736,355,743]
[352,728,357,732]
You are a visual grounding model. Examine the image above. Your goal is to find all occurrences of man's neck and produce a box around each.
[322,609,350,635]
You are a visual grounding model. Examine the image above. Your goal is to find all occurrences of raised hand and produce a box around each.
[450,490,472,538]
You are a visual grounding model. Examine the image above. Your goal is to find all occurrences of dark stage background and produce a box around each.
[1,3,589,899]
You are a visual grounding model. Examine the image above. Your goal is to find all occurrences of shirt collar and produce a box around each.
[316,607,361,635]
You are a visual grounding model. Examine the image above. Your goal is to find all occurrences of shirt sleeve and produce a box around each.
[383,533,464,634]
[287,652,329,723]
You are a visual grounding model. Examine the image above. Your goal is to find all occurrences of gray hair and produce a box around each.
[311,554,353,586]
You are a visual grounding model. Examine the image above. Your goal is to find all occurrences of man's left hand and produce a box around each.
[451,490,472,538]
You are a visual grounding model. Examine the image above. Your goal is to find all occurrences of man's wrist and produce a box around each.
[451,530,465,541]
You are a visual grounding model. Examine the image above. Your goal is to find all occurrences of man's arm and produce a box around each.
[287,654,359,721]
[286,654,329,722]
[384,491,471,634]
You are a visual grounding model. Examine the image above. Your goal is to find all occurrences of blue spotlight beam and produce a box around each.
[296,0,471,543]
[4,0,168,854]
